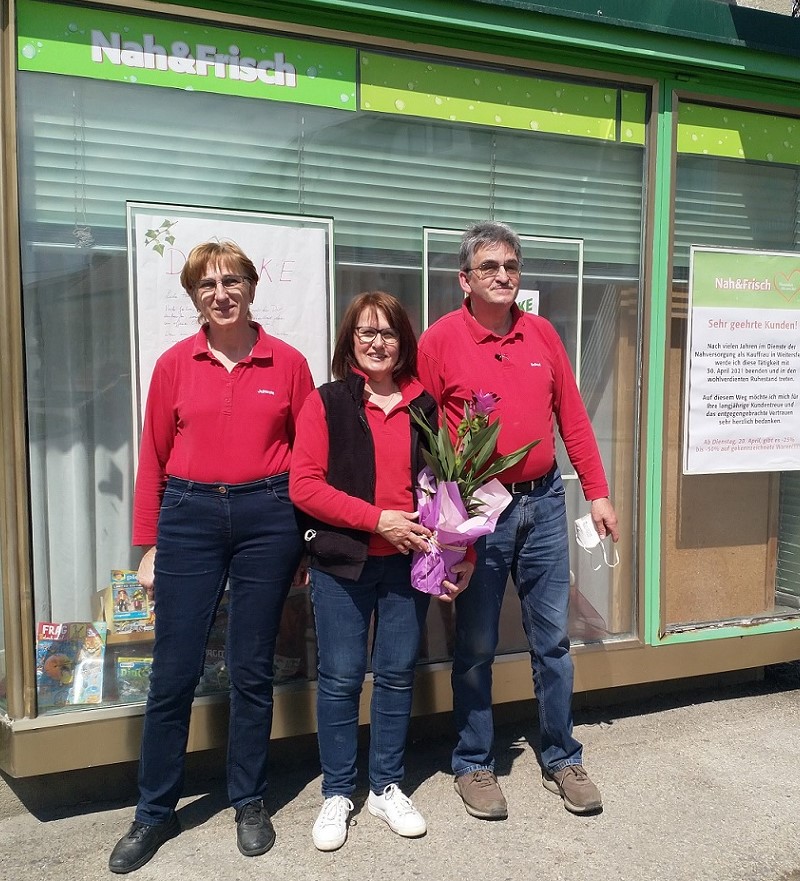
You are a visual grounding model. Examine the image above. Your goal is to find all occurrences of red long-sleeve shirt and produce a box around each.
[417,300,609,501]
[289,373,428,556]
[133,323,314,545]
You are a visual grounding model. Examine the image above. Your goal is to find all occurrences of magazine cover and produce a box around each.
[115,656,153,703]
[105,570,155,636]
[36,621,107,709]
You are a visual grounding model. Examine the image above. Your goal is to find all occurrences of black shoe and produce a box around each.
[108,813,180,874]
[235,799,276,857]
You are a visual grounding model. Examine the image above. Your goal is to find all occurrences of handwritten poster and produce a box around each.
[683,247,800,475]
[127,203,332,433]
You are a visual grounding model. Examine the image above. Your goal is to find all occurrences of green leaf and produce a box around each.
[458,402,473,442]
[412,400,540,510]
[411,406,455,479]
[153,242,165,256]
[410,405,438,449]
[160,219,172,227]
[463,421,501,473]
[436,424,457,480]
[420,448,443,480]
[475,439,540,483]
[165,235,176,245]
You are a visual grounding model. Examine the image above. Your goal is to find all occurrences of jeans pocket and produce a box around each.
[160,486,188,511]
[270,480,294,506]
[547,472,566,498]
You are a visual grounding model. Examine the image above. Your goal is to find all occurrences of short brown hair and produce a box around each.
[331,292,417,382]
[180,240,259,314]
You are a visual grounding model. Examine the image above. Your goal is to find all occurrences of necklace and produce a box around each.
[366,388,402,413]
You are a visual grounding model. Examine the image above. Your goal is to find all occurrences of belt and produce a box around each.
[502,464,555,495]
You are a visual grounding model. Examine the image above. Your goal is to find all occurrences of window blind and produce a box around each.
[777,474,800,602]
[674,155,800,270]
[673,151,800,603]
[18,71,645,268]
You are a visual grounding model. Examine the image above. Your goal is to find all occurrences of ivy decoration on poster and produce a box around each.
[144,219,178,256]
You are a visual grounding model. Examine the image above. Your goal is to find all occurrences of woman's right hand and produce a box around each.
[376,510,431,555]
[136,546,156,590]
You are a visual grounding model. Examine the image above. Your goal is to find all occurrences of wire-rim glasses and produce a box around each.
[196,274,249,295]
[466,260,522,280]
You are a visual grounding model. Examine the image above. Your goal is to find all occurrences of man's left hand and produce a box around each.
[436,560,474,603]
[292,555,310,587]
[590,497,619,542]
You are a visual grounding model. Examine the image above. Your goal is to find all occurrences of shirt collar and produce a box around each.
[460,298,524,342]
[350,367,424,404]
[249,323,274,361]
[191,322,273,362]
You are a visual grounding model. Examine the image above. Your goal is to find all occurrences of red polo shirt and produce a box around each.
[133,323,314,545]
[417,300,609,501]
[290,373,426,556]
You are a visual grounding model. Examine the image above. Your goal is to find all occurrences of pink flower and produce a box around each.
[471,390,500,417]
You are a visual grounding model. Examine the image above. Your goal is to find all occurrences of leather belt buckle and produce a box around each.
[503,479,534,494]
[503,471,551,494]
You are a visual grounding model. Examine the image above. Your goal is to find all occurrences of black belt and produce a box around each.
[502,464,555,495]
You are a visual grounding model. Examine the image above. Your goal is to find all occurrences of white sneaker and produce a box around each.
[312,795,354,852]
[367,784,427,837]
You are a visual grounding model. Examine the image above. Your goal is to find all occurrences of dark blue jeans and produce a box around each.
[135,474,302,825]
[310,554,430,797]
[451,467,582,777]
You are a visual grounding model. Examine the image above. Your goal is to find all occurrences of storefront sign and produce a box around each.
[17,0,356,110]
[683,247,800,474]
[678,103,800,167]
[360,52,646,144]
[127,203,333,436]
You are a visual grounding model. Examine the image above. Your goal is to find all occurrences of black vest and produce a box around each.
[303,371,437,580]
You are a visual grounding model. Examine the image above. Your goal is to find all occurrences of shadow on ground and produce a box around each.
[5,661,798,823]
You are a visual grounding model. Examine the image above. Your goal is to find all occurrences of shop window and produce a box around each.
[666,102,800,631]
[17,48,645,712]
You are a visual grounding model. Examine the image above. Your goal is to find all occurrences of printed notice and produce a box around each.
[126,203,333,442]
[683,247,800,474]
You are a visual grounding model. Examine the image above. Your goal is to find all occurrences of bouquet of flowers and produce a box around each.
[410,391,539,595]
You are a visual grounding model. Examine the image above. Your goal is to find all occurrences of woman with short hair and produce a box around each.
[109,240,314,874]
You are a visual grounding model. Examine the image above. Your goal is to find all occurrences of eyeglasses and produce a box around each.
[196,274,248,295]
[466,261,522,280]
[354,326,400,345]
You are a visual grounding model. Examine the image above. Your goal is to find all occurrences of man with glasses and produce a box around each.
[417,221,619,820]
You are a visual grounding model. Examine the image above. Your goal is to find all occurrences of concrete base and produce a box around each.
[0,667,767,820]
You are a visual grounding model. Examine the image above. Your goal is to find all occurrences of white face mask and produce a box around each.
[574,514,619,570]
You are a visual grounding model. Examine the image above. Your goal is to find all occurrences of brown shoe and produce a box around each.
[454,770,508,820]
[542,764,602,814]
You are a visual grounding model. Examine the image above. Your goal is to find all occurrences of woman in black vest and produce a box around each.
[290,291,473,852]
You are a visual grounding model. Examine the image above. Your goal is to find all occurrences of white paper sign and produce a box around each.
[683,247,800,474]
[516,289,540,314]
[127,203,332,430]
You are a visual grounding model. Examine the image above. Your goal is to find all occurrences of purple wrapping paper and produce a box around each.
[411,467,513,596]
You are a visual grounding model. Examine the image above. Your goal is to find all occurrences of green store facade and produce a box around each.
[1,0,799,775]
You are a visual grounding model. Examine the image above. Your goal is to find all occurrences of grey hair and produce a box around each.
[459,221,522,272]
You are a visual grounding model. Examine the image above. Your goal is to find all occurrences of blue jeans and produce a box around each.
[451,466,582,777]
[136,474,302,825]
[310,555,431,797]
